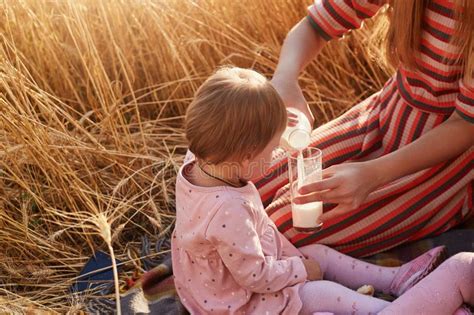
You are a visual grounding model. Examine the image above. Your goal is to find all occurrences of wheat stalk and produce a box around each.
[92,213,121,315]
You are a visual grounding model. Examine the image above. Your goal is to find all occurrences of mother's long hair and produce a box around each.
[382,0,473,81]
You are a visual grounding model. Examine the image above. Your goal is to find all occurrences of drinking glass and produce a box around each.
[288,147,323,232]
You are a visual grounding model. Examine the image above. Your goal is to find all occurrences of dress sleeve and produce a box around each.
[279,231,304,259]
[307,0,387,41]
[205,199,307,293]
[455,79,474,123]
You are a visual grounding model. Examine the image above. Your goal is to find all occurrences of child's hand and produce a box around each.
[302,258,323,281]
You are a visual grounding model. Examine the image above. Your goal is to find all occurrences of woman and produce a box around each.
[254,0,473,257]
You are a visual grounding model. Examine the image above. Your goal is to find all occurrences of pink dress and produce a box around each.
[171,157,308,314]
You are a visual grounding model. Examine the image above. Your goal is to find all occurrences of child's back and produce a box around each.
[172,154,307,314]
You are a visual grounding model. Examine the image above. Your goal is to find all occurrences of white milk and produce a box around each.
[296,150,306,188]
[281,108,311,151]
[292,201,323,228]
[292,151,322,230]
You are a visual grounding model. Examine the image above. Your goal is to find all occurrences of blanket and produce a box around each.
[81,225,474,314]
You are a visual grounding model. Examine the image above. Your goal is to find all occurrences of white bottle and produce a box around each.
[281,108,312,151]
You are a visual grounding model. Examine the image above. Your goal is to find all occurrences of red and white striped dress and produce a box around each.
[255,0,473,257]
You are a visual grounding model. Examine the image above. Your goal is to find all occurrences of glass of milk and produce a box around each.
[288,147,323,233]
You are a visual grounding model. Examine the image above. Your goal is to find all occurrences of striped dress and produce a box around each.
[254,0,473,257]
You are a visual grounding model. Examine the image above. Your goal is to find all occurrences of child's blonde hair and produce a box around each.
[185,67,287,164]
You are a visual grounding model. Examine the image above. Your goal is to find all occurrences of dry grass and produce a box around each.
[0,0,393,312]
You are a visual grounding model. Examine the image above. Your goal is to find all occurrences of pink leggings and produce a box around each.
[298,244,473,315]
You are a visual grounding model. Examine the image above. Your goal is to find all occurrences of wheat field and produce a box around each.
[0,0,393,312]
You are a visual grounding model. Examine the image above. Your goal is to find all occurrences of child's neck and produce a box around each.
[186,160,246,188]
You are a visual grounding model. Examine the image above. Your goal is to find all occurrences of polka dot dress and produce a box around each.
[171,158,307,314]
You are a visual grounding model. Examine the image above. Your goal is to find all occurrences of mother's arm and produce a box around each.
[371,111,474,190]
[272,0,387,125]
[271,17,326,125]
[295,110,474,222]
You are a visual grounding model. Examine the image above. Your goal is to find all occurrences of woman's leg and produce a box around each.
[261,89,472,257]
[299,280,390,315]
[380,252,474,314]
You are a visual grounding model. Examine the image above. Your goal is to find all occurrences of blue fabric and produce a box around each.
[71,250,121,293]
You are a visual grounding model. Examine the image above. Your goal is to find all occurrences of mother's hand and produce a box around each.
[271,77,315,126]
[293,161,382,222]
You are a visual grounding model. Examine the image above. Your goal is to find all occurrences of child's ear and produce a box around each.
[239,145,257,168]
[240,152,253,168]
